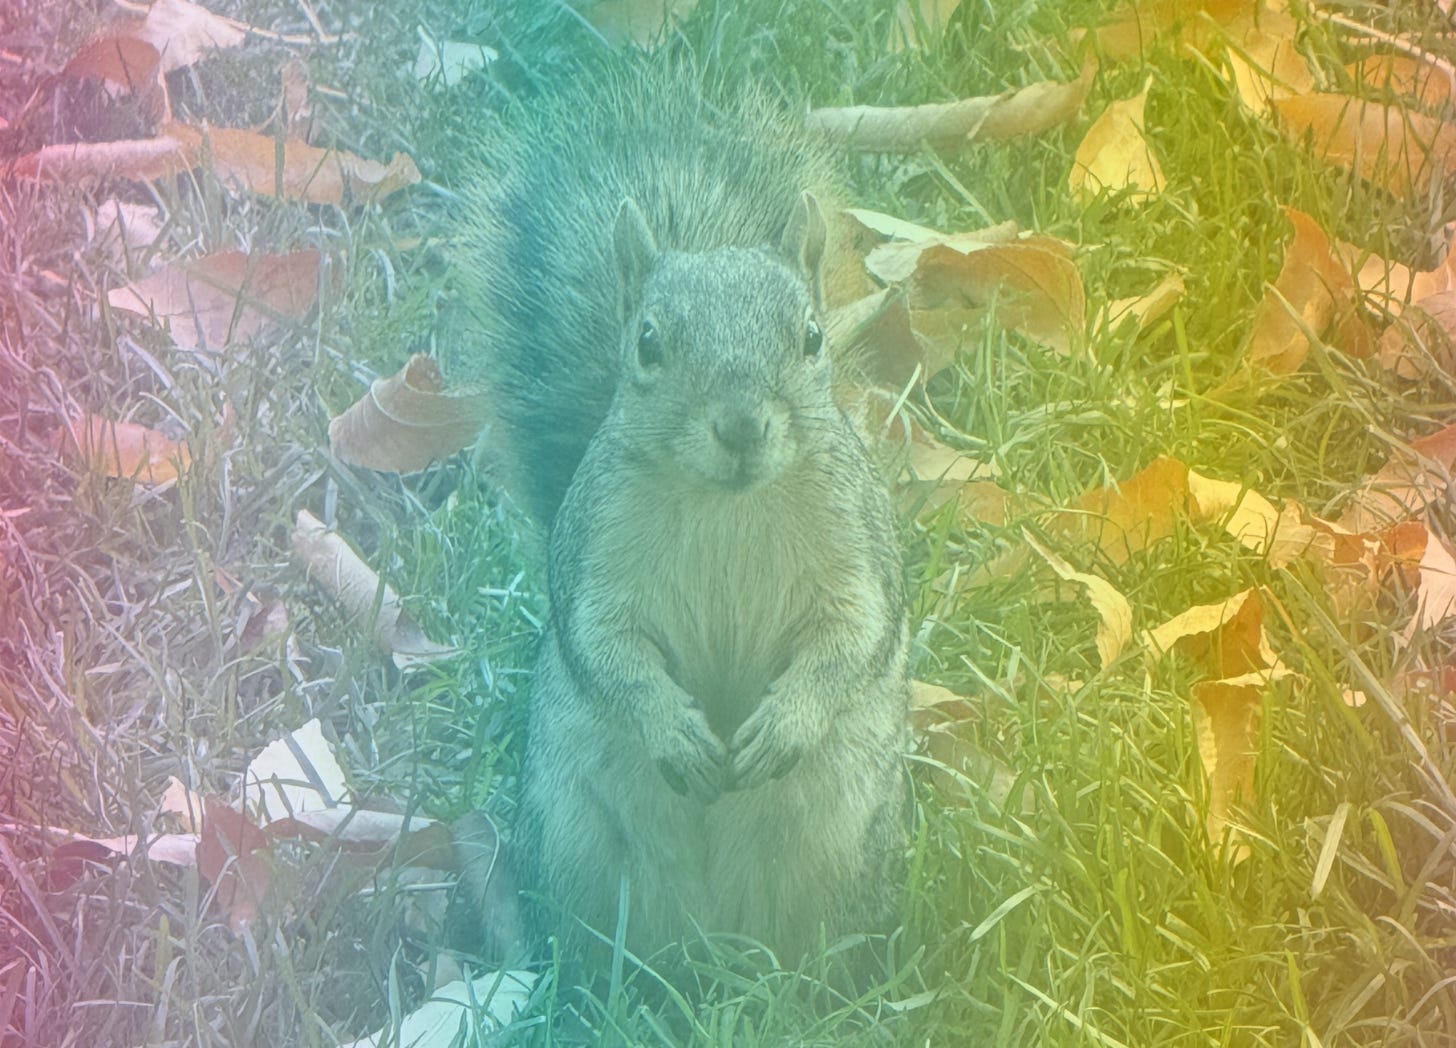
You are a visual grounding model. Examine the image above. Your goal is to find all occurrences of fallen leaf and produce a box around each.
[1376,290,1456,380]
[1240,207,1368,377]
[581,0,698,50]
[338,971,535,1048]
[291,509,458,667]
[1273,93,1456,198]
[1346,53,1456,114]
[1402,528,1456,642]
[242,718,352,824]
[893,0,962,50]
[163,122,421,205]
[1025,532,1133,668]
[412,33,497,87]
[1069,87,1165,202]
[328,354,491,473]
[114,0,248,73]
[108,249,320,351]
[827,286,937,389]
[61,413,190,485]
[806,67,1092,152]
[1187,469,1318,568]
[1103,272,1186,332]
[1191,679,1262,856]
[1059,455,1189,563]
[92,199,165,253]
[196,797,271,933]
[1143,588,1287,680]
[62,35,164,101]
[907,239,1085,355]
[160,775,206,833]
[1212,6,1314,112]
[1080,0,1248,62]
[1340,422,1456,531]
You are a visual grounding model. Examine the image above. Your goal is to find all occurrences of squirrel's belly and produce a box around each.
[638,491,812,736]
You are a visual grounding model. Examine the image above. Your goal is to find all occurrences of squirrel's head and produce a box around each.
[610,193,835,493]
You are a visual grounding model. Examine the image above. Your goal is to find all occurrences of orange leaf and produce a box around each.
[163,122,420,205]
[1241,207,1367,376]
[1060,455,1190,564]
[1274,92,1456,198]
[62,414,190,485]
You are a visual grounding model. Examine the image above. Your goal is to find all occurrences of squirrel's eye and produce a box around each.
[637,320,663,368]
[803,319,824,359]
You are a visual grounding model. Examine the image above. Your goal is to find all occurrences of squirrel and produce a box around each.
[453,69,912,966]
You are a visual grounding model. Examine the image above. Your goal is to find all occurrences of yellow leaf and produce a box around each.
[1191,679,1262,858]
[1069,88,1165,202]
[1024,533,1133,668]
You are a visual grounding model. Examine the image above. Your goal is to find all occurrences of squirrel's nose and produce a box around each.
[710,406,770,456]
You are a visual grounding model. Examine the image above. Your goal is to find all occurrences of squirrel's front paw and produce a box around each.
[645,704,727,803]
[727,697,806,791]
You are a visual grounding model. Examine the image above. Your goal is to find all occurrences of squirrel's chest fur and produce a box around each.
[639,488,816,735]
[576,463,849,737]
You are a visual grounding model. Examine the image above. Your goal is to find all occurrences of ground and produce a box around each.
[2,0,1455,1045]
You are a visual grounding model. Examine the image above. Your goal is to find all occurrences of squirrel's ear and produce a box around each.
[614,198,657,308]
[779,191,827,304]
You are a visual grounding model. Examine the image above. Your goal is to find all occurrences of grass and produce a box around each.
[1,0,1455,1044]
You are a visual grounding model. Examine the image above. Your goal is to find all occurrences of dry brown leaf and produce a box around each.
[62,35,164,104]
[108,249,319,351]
[1080,0,1248,62]
[1069,88,1165,202]
[863,220,1022,285]
[196,797,271,933]
[1273,93,1456,198]
[61,413,190,485]
[805,68,1092,152]
[581,0,698,49]
[1402,529,1456,641]
[827,286,943,389]
[1241,207,1368,377]
[1340,422,1456,531]
[1376,290,1456,380]
[1346,53,1456,114]
[328,354,491,473]
[909,240,1085,355]
[1187,469,1319,568]
[114,0,248,73]
[291,509,458,667]
[13,133,196,183]
[1024,532,1133,668]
